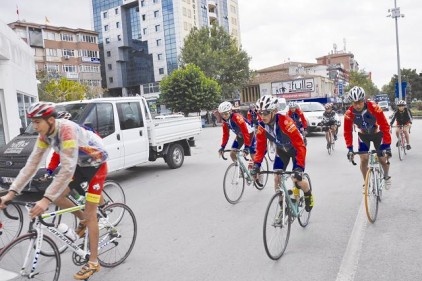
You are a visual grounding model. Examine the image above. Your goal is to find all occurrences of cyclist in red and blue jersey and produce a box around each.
[247,103,261,130]
[0,102,108,280]
[218,101,256,161]
[250,95,313,212]
[344,86,392,189]
[287,101,308,137]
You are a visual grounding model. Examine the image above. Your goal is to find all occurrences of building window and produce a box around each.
[143,28,147,35]
[157,53,163,60]
[105,38,110,44]
[60,33,74,42]
[46,48,58,56]
[156,39,161,46]
[103,11,108,18]
[142,14,146,21]
[141,0,145,7]
[117,35,121,41]
[116,22,120,28]
[154,10,159,17]
[109,77,114,83]
[63,49,75,57]
[115,8,119,14]
[80,50,99,57]
[153,0,159,3]
[63,65,77,73]
[45,64,59,73]
[155,25,160,32]
[159,68,164,75]
[104,25,109,31]
[107,51,111,57]
[108,64,112,70]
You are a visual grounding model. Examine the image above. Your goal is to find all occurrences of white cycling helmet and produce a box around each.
[288,101,298,108]
[218,101,233,113]
[325,103,333,109]
[396,100,406,106]
[256,95,278,111]
[348,86,366,102]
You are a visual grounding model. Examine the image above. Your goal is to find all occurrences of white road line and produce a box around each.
[335,199,368,281]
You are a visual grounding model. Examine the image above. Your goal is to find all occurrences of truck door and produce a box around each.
[83,102,124,172]
[116,101,149,167]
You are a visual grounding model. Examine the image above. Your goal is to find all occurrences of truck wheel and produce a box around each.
[166,143,184,169]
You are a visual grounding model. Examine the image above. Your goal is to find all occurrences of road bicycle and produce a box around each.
[0,200,137,281]
[393,125,409,161]
[28,179,127,255]
[322,120,339,155]
[0,200,24,250]
[221,149,269,204]
[260,170,312,260]
[350,150,389,223]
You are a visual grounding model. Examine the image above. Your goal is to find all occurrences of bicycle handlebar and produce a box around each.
[221,149,251,161]
[348,150,390,166]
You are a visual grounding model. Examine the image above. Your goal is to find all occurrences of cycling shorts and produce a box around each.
[69,163,108,204]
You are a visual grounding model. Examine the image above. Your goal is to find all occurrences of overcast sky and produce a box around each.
[1,0,421,89]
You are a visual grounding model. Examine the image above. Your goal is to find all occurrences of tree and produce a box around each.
[37,71,87,102]
[346,71,379,98]
[179,25,251,101]
[381,68,422,102]
[159,64,221,116]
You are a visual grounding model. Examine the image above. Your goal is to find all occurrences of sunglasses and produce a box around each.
[398,105,405,107]
[220,111,230,116]
[258,110,273,116]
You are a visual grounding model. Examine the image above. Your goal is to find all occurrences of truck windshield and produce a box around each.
[299,103,325,112]
[24,103,89,134]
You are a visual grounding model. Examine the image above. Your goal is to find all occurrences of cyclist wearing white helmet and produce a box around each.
[321,103,340,147]
[390,100,413,150]
[217,101,256,161]
[251,95,313,212]
[344,86,392,189]
[0,102,108,280]
[247,103,261,129]
[287,101,308,136]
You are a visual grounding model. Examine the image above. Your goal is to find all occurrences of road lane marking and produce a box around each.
[335,199,368,281]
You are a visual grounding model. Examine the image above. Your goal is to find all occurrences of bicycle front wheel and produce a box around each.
[397,137,404,161]
[298,173,312,227]
[364,169,379,223]
[98,203,137,267]
[263,192,291,260]
[267,140,276,162]
[254,156,269,190]
[0,232,61,280]
[0,202,24,250]
[223,163,245,204]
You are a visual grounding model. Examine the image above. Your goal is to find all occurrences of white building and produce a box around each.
[0,20,38,146]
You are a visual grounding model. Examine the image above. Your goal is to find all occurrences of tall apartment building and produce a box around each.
[91,0,240,97]
[8,21,102,88]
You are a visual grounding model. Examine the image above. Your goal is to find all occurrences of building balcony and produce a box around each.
[207,0,216,8]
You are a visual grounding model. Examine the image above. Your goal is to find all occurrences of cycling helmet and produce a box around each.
[56,111,72,119]
[218,101,233,113]
[27,102,57,118]
[348,86,366,102]
[288,101,298,109]
[325,103,333,109]
[396,100,406,106]
[256,95,278,111]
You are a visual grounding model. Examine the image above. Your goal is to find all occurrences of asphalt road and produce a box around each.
[10,113,422,281]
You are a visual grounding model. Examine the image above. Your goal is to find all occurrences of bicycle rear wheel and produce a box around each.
[254,156,269,190]
[103,180,126,205]
[298,173,312,227]
[0,232,61,280]
[223,162,245,204]
[397,136,404,161]
[0,202,24,250]
[364,169,379,223]
[98,203,137,267]
[263,192,291,260]
[327,131,332,155]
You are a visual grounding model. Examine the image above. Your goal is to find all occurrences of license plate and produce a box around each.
[1,177,14,184]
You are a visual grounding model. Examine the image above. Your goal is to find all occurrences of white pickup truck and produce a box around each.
[0,96,202,192]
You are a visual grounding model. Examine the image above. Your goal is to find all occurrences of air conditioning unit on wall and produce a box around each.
[64,55,70,60]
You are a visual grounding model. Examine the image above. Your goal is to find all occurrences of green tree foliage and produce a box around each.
[179,25,251,101]
[346,71,379,98]
[381,69,422,102]
[159,64,221,116]
[37,71,87,102]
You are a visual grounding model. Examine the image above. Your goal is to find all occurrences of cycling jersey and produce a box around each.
[254,114,306,169]
[390,108,413,125]
[322,111,339,126]
[287,109,308,130]
[221,112,254,149]
[9,119,108,202]
[344,101,391,149]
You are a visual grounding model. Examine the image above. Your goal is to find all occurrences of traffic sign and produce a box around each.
[395,81,407,99]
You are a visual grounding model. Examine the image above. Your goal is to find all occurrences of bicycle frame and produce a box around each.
[19,203,118,276]
[277,173,300,218]
[222,149,254,183]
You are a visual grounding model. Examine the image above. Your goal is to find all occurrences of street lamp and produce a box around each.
[387,0,405,101]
